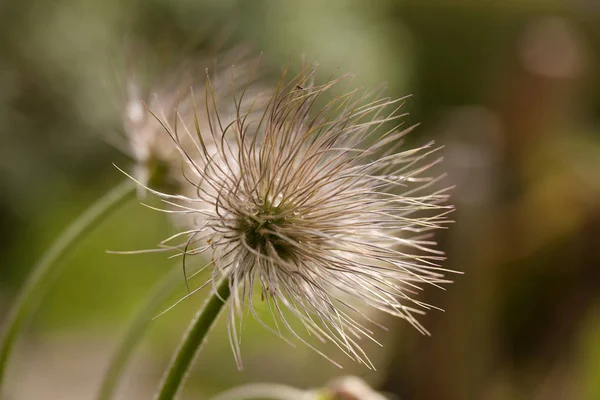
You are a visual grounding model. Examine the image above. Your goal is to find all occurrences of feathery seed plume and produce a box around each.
[142,64,454,369]
[119,50,257,196]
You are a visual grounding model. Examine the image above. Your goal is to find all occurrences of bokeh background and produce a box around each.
[1,1,600,399]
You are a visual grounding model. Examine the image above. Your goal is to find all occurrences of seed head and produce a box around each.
[119,51,256,195]
[146,65,454,368]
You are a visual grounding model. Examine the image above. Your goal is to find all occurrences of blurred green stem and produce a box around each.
[208,383,310,400]
[155,278,230,400]
[0,179,136,390]
[97,266,184,400]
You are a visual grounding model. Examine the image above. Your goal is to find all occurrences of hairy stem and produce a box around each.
[155,278,230,400]
[97,267,184,400]
[0,179,136,390]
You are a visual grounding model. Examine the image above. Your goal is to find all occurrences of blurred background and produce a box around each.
[1,0,600,399]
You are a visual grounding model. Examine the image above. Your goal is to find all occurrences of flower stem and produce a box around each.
[0,179,136,390]
[97,266,184,400]
[155,278,231,400]
[208,383,310,400]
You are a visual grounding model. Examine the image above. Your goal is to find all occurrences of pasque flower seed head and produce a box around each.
[119,50,257,196]
[143,64,454,369]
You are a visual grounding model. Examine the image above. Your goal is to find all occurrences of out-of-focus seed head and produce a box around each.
[123,76,186,195]
[119,50,257,196]
[145,63,455,369]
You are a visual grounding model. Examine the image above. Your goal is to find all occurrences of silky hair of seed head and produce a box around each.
[116,49,258,196]
[139,63,455,369]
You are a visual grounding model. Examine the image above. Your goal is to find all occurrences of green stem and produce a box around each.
[208,383,309,400]
[97,267,183,400]
[0,179,136,390]
[155,278,231,400]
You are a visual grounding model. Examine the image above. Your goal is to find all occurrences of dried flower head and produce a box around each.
[117,50,256,195]
[143,65,454,368]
